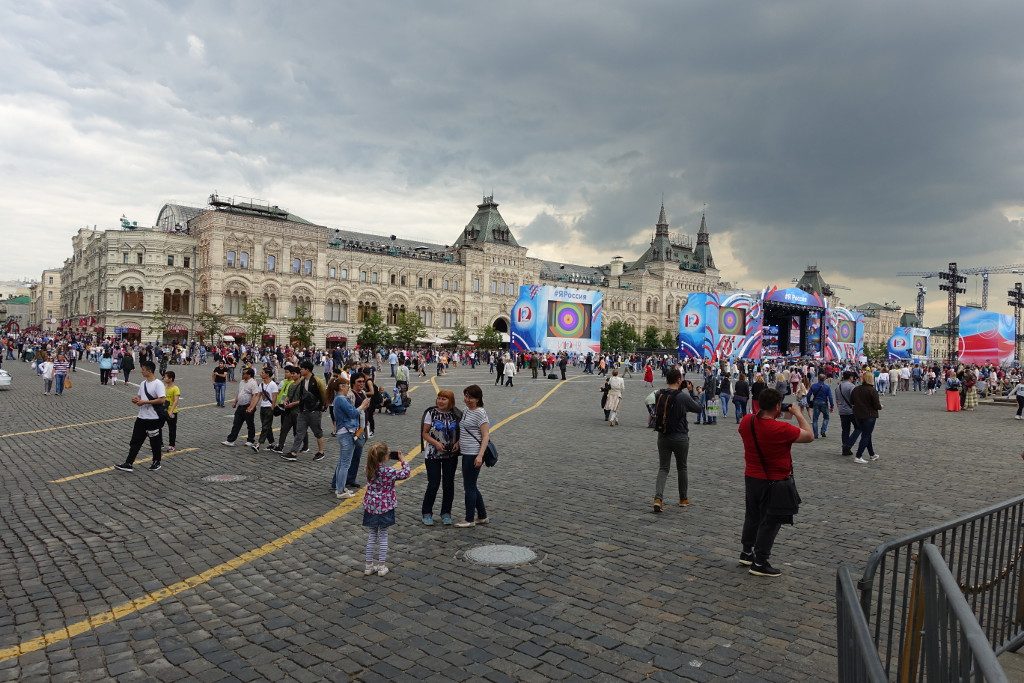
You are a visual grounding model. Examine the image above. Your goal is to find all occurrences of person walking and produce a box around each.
[718,372,732,419]
[163,370,180,452]
[1011,377,1024,419]
[361,442,410,576]
[732,372,750,424]
[420,389,461,525]
[283,360,327,461]
[808,374,835,439]
[52,353,70,396]
[120,350,135,385]
[750,373,766,415]
[851,372,883,464]
[651,368,702,512]
[272,366,307,453]
[222,367,260,450]
[737,388,813,577]
[255,367,279,451]
[39,355,54,395]
[114,360,167,472]
[606,369,625,426]
[503,356,516,388]
[835,371,858,456]
[99,348,113,385]
[212,361,228,407]
[455,385,490,527]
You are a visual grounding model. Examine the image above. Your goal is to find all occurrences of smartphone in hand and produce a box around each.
[388,450,401,460]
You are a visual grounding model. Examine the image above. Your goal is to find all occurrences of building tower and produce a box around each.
[649,203,672,261]
[693,211,715,271]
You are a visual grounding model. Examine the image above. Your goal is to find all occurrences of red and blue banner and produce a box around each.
[887,326,931,361]
[824,307,865,362]
[957,306,1015,364]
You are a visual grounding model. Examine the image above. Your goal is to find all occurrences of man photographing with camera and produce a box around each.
[737,388,814,577]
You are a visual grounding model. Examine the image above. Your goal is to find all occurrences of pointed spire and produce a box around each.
[657,202,668,228]
[698,210,708,235]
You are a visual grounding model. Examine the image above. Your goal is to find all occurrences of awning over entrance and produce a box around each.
[326,333,347,342]
[224,326,246,336]
[122,323,142,332]
[165,324,188,334]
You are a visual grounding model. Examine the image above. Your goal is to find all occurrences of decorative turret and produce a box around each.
[649,202,672,262]
[453,195,520,248]
[693,211,715,271]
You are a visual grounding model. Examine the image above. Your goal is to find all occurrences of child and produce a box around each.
[163,371,180,452]
[362,442,410,576]
[110,358,120,386]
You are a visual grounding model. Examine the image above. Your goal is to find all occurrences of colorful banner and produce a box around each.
[511,285,603,354]
[958,306,1015,364]
[887,327,931,361]
[825,307,865,361]
[677,291,762,360]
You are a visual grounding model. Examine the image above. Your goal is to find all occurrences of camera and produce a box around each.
[388,450,401,460]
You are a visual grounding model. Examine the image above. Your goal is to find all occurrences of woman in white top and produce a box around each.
[502,358,516,388]
[606,369,625,426]
[39,356,54,395]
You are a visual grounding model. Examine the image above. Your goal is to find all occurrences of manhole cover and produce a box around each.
[202,474,248,483]
[464,544,537,567]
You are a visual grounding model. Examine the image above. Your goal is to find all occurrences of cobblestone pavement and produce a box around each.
[0,358,1021,682]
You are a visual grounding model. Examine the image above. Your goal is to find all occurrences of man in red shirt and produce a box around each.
[737,387,813,577]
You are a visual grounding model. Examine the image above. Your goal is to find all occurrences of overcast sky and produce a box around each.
[3,1,1024,323]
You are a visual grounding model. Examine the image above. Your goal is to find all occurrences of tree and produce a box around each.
[446,321,471,347]
[289,305,316,348]
[195,307,225,344]
[661,330,678,349]
[476,325,503,350]
[356,311,393,350]
[394,311,427,348]
[602,320,639,352]
[146,307,184,341]
[240,300,269,346]
[642,325,661,348]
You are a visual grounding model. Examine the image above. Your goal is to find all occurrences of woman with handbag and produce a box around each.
[737,388,813,577]
[455,385,490,528]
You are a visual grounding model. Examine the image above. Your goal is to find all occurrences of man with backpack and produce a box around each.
[283,360,327,462]
[652,367,702,513]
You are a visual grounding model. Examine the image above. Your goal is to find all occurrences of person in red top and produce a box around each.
[737,387,813,577]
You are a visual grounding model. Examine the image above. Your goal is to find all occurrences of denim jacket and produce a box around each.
[333,393,361,432]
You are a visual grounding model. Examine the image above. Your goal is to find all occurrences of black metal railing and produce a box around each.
[858,494,1024,680]
[837,566,888,682]
[918,544,1008,682]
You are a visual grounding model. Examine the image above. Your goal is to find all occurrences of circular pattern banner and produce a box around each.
[547,301,592,339]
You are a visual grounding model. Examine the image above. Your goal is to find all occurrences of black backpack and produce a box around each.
[654,389,683,435]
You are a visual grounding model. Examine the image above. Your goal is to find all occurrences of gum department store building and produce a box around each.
[58,194,722,347]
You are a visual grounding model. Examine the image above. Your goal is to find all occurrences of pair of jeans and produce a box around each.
[54,374,66,395]
[227,406,256,443]
[258,407,274,445]
[719,393,730,416]
[166,413,178,447]
[812,401,830,437]
[126,417,163,466]
[655,434,689,501]
[333,432,355,493]
[461,453,486,522]
[1017,395,1024,417]
[346,434,366,488]
[422,456,458,516]
[741,476,784,563]
[732,397,748,423]
[855,417,877,458]
[839,414,855,451]
[214,383,226,406]
[122,369,131,384]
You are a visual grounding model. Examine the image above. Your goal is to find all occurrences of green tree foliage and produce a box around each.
[240,300,269,346]
[661,330,677,349]
[476,326,503,350]
[356,311,393,350]
[602,320,639,352]
[446,321,471,346]
[394,311,427,348]
[146,307,185,340]
[642,325,661,348]
[289,305,316,348]
[194,307,225,344]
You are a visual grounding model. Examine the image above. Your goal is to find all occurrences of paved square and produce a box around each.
[0,358,1020,681]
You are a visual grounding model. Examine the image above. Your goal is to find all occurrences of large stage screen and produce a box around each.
[958,306,1015,364]
[511,285,603,354]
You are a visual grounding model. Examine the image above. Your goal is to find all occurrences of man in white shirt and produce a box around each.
[115,360,166,472]
[889,366,901,396]
[388,350,398,377]
[222,367,260,449]
[899,365,911,392]
[256,367,279,451]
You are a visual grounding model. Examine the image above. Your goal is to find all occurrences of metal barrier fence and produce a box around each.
[918,544,1008,682]
[858,494,1024,680]
[837,566,888,682]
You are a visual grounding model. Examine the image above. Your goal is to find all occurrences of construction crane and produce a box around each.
[897,263,1024,310]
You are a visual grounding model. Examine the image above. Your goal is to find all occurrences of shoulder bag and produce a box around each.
[143,382,169,423]
[469,418,499,467]
[749,418,801,517]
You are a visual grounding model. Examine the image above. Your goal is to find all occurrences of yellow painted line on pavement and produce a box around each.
[49,448,201,484]
[0,403,218,439]
[0,376,573,662]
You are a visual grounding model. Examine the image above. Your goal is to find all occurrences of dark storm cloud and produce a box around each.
[4,0,1024,305]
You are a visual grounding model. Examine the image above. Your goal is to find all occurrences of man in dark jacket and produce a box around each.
[652,368,703,513]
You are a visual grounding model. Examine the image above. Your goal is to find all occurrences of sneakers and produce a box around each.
[821,433,827,438]
[368,430,374,438]
[114,463,134,472]
[739,550,755,566]
[364,564,377,576]
[221,440,236,447]
[1016,415,1022,420]
[243,441,255,448]
[301,446,310,453]
[376,565,390,576]
[653,498,663,513]
[441,514,453,526]
[281,452,298,462]
[841,447,853,456]
[312,452,326,462]
[454,521,476,528]
[149,463,162,471]
[422,514,435,526]
[679,498,691,507]
[749,561,782,577]
[336,490,355,499]
[250,443,260,453]
[870,453,880,461]
[476,517,489,525]
[853,457,868,464]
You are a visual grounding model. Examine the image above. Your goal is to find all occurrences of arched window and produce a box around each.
[239,251,249,269]
[263,294,277,318]
[266,254,277,272]
[122,286,144,311]
[303,259,313,276]
[291,258,301,274]
[226,250,236,268]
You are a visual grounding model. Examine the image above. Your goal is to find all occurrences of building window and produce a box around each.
[427,278,433,289]
[47,291,52,300]
[371,272,378,284]
[329,266,336,278]
[123,252,129,264]
[453,280,459,291]
[167,255,174,266]
[163,288,190,313]
[326,299,347,322]
[401,275,408,286]
[473,278,480,292]
[137,253,143,265]
[418,276,424,288]
[386,303,406,325]
[183,256,191,268]
[227,250,236,268]
[442,280,449,291]
[267,254,277,272]
[48,276,53,285]
[224,290,247,315]
[340,268,348,279]
[121,286,144,311]
[490,281,497,294]
[239,251,249,269]
[390,274,396,285]
[263,294,277,318]
[291,258,301,274]
[303,259,313,275]
[360,271,367,282]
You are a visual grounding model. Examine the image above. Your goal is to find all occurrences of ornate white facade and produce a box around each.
[56,195,722,345]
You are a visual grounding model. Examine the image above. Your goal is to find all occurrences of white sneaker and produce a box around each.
[1015,415,1022,420]
[376,565,389,576]
[454,521,476,528]
[335,490,355,499]
[364,564,376,576]
[243,441,254,448]
[221,440,236,446]
[853,457,868,464]
[870,454,880,461]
